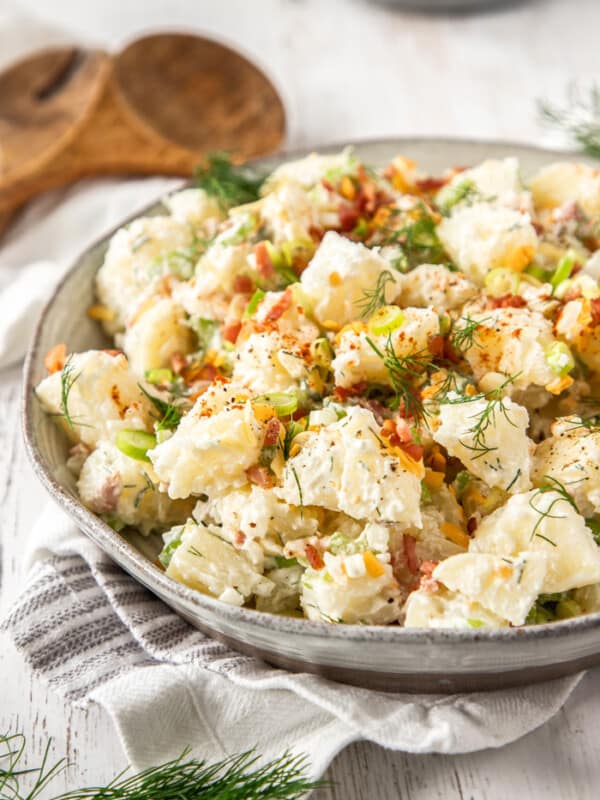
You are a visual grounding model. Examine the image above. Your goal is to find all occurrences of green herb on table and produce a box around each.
[195,153,266,209]
[0,732,324,800]
[538,83,600,158]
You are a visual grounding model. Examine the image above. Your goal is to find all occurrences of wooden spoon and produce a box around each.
[0,33,286,222]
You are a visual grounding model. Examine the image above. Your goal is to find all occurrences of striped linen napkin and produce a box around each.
[0,503,583,777]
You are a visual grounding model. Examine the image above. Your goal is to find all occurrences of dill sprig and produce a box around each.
[564,412,600,434]
[195,153,266,210]
[538,83,600,159]
[60,356,80,431]
[376,204,446,269]
[139,385,183,431]
[437,179,478,216]
[528,475,580,546]
[440,373,520,460]
[356,269,397,319]
[0,733,324,800]
[365,335,430,423]
[450,316,490,355]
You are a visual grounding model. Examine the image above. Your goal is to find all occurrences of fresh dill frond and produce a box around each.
[356,269,397,319]
[528,475,580,545]
[0,732,324,800]
[440,373,520,460]
[564,412,600,434]
[376,204,446,269]
[450,316,490,355]
[60,356,80,431]
[291,465,304,516]
[195,153,266,210]
[139,385,183,431]
[438,179,478,215]
[365,335,430,423]
[133,472,157,509]
[538,83,600,158]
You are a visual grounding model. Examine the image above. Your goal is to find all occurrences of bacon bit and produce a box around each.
[254,241,275,280]
[321,178,335,193]
[403,534,419,575]
[264,417,281,447]
[467,516,478,534]
[44,343,67,374]
[333,381,369,401]
[339,204,360,231]
[245,465,275,488]
[415,175,449,193]
[591,298,600,327]
[380,417,423,460]
[420,560,438,578]
[234,530,246,548]
[309,225,325,243]
[487,294,527,310]
[103,349,123,357]
[233,274,254,293]
[305,543,324,570]
[428,334,446,358]
[402,442,424,461]
[563,286,583,303]
[170,351,187,375]
[264,287,293,323]
[443,339,462,364]
[90,474,122,514]
[223,320,242,344]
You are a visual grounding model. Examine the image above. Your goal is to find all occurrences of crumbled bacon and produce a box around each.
[338,204,360,231]
[333,382,369,402]
[467,516,478,534]
[170,351,187,374]
[223,320,242,343]
[90,474,122,514]
[305,543,324,570]
[321,178,335,193]
[591,298,600,327]
[486,294,527,310]
[103,349,123,358]
[418,560,439,593]
[415,175,448,193]
[233,274,254,293]
[403,534,419,576]
[44,343,67,374]
[264,417,281,447]
[264,287,293,323]
[380,418,424,460]
[245,465,275,488]
[254,241,275,279]
[428,334,446,358]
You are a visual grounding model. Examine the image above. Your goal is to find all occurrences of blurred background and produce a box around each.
[2,0,598,152]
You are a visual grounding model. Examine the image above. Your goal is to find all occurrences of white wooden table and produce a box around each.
[3,0,600,796]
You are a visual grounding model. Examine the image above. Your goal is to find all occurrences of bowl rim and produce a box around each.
[22,133,600,647]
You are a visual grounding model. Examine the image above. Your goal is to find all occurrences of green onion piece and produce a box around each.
[524,263,550,282]
[145,368,174,385]
[484,267,520,297]
[545,341,575,376]
[274,555,299,569]
[550,253,575,293]
[158,529,183,568]
[310,337,334,368]
[466,618,485,628]
[352,218,369,238]
[420,480,432,504]
[368,305,405,336]
[116,429,157,462]
[438,313,452,336]
[244,288,265,317]
[555,598,582,619]
[253,392,298,416]
[265,240,284,269]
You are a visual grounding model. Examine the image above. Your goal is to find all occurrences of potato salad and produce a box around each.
[35,149,600,628]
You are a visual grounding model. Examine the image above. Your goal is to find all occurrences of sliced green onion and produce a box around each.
[308,407,338,427]
[244,288,265,317]
[253,391,298,416]
[555,598,582,619]
[484,267,520,297]
[454,470,471,498]
[368,305,405,336]
[145,368,174,385]
[550,252,576,293]
[274,555,299,569]
[158,528,184,568]
[352,218,369,238]
[524,263,551,282]
[438,313,452,336]
[116,429,157,462]
[466,618,485,628]
[310,337,334,368]
[545,341,575,377]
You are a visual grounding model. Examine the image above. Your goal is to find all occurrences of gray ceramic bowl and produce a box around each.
[23,137,600,693]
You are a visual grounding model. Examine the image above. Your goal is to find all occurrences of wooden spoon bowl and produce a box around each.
[0,33,286,223]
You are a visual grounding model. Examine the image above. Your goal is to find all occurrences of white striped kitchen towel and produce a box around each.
[0,501,584,779]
